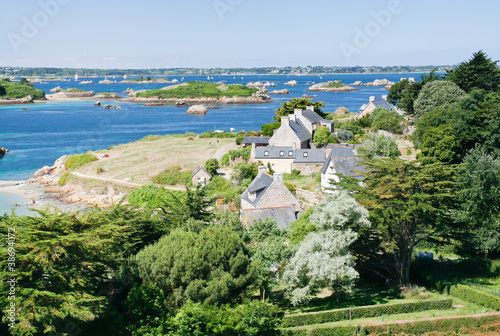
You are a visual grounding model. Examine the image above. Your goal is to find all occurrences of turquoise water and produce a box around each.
[0,193,35,216]
[0,73,422,181]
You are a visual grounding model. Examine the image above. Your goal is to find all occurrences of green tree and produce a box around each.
[232,162,259,186]
[417,124,461,165]
[455,147,500,256]
[312,126,332,147]
[283,191,370,305]
[0,210,133,335]
[413,80,467,118]
[388,70,442,114]
[261,122,281,137]
[132,225,256,308]
[446,50,500,93]
[205,158,219,177]
[289,206,316,245]
[359,133,401,159]
[337,159,457,286]
[274,98,326,121]
[371,108,405,133]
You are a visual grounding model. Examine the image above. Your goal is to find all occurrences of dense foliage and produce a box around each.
[64,153,98,171]
[0,78,45,99]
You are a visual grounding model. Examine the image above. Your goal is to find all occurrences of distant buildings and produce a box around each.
[357,95,399,120]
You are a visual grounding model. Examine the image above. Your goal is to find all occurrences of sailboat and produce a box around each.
[74,73,78,81]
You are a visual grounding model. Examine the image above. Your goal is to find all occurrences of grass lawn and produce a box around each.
[73,134,236,184]
[283,172,321,192]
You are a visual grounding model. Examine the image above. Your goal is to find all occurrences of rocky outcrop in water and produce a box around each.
[130,94,271,105]
[0,147,8,158]
[268,89,290,95]
[0,95,35,105]
[307,82,357,92]
[187,105,208,114]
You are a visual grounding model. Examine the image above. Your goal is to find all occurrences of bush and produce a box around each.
[200,131,238,138]
[281,299,453,328]
[229,148,251,161]
[58,172,70,186]
[292,169,301,176]
[262,122,281,136]
[220,154,230,166]
[364,314,500,335]
[449,284,500,310]
[284,182,296,195]
[152,165,191,185]
[236,136,244,145]
[204,158,219,177]
[371,109,405,133]
[65,153,98,171]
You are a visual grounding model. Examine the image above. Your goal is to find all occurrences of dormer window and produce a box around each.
[303,152,308,157]
[279,151,284,156]
[264,151,269,156]
[288,151,293,156]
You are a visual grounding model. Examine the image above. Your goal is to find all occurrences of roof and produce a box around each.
[255,146,294,159]
[320,155,366,177]
[289,119,312,142]
[242,137,271,145]
[254,147,326,163]
[294,149,326,163]
[328,145,356,158]
[241,173,274,207]
[361,99,397,113]
[191,166,209,177]
[302,109,334,126]
[240,206,297,229]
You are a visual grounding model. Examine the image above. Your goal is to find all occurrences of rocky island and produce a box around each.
[46,88,96,99]
[0,78,45,105]
[129,81,271,105]
[0,147,8,158]
[307,80,357,92]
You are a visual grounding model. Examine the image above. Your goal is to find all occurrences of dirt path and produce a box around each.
[212,142,237,160]
[69,172,186,191]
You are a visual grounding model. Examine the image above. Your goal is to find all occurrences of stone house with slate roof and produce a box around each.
[191,166,211,187]
[252,146,326,174]
[320,145,365,192]
[269,106,334,149]
[240,166,301,229]
[356,95,400,120]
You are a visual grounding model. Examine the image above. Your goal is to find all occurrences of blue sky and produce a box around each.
[0,0,499,69]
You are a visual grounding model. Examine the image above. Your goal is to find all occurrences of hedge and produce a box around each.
[449,284,500,311]
[364,313,500,335]
[281,314,500,336]
[282,299,453,328]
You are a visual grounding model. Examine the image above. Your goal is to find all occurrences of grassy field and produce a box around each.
[283,172,321,192]
[73,134,237,184]
[136,81,258,99]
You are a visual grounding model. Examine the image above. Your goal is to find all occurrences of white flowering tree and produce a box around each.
[283,190,370,305]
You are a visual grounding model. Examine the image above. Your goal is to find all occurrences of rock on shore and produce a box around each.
[268,89,290,95]
[0,95,35,105]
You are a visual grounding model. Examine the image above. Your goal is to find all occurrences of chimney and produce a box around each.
[281,116,290,127]
[369,96,375,103]
[382,95,388,101]
[306,106,314,111]
[294,109,303,119]
[274,173,283,182]
[258,165,267,176]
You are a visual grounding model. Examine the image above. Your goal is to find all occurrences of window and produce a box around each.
[279,151,284,156]
[264,151,269,156]
[288,151,293,156]
[303,152,308,157]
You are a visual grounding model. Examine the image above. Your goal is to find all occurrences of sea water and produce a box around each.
[0,73,422,182]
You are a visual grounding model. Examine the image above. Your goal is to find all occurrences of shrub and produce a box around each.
[364,314,500,335]
[204,158,219,177]
[371,109,405,133]
[58,172,70,186]
[152,165,191,185]
[281,299,453,328]
[284,182,296,195]
[336,129,353,142]
[236,136,244,145]
[220,154,230,166]
[229,148,251,161]
[200,131,238,138]
[449,284,500,310]
[65,153,98,171]
[262,122,281,136]
[292,169,301,176]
